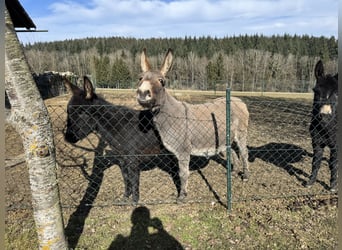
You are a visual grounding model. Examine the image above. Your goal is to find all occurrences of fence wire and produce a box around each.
[5,95,337,211]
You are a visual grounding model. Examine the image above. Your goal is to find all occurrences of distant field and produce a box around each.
[95,88,314,99]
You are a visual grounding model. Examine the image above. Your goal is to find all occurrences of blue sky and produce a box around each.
[17,0,338,44]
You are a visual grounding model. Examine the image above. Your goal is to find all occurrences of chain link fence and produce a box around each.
[5,92,336,211]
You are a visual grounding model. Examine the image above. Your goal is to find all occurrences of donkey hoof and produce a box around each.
[120,195,132,204]
[132,196,140,204]
[176,198,185,204]
[131,201,139,207]
[304,183,313,188]
[132,199,140,206]
[304,179,315,188]
[241,174,249,181]
[176,193,187,204]
[329,185,337,193]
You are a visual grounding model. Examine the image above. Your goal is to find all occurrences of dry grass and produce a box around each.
[6,89,337,249]
[6,197,337,249]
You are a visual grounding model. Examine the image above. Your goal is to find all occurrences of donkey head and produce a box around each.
[313,60,338,119]
[64,76,98,143]
[136,48,173,111]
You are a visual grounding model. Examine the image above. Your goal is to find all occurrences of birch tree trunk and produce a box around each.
[5,9,68,249]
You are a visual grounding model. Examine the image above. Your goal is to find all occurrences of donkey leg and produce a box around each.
[230,148,239,173]
[131,166,141,204]
[177,156,190,202]
[120,160,133,200]
[124,159,141,204]
[170,169,181,197]
[329,147,338,192]
[236,136,249,181]
[306,145,323,187]
[122,168,133,200]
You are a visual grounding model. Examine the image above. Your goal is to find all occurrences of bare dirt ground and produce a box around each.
[5,90,337,249]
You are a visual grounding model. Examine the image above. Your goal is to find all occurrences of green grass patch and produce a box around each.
[5,197,337,249]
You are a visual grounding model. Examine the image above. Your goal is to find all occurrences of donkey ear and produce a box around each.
[314,60,324,79]
[83,76,94,99]
[63,76,81,96]
[141,48,151,72]
[160,48,173,76]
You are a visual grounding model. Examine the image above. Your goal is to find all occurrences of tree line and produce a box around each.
[23,34,338,92]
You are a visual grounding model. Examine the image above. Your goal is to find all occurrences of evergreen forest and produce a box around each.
[23,34,338,92]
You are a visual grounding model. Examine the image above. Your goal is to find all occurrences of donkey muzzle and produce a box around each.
[319,104,332,115]
[137,90,155,108]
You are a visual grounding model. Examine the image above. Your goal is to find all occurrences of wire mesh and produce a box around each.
[5,93,337,211]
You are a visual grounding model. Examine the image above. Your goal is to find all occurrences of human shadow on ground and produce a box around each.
[63,139,227,248]
[248,142,330,190]
[64,138,117,249]
[108,206,184,250]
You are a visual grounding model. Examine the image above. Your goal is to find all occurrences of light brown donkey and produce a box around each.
[137,48,249,201]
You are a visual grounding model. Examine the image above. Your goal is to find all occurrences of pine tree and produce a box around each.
[111,57,131,88]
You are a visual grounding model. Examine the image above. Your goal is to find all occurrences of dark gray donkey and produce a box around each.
[305,60,338,192]
[136,48,250,201]
[64,76,166,203]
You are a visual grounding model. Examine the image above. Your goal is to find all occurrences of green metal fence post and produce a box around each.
[226,88,232,211]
